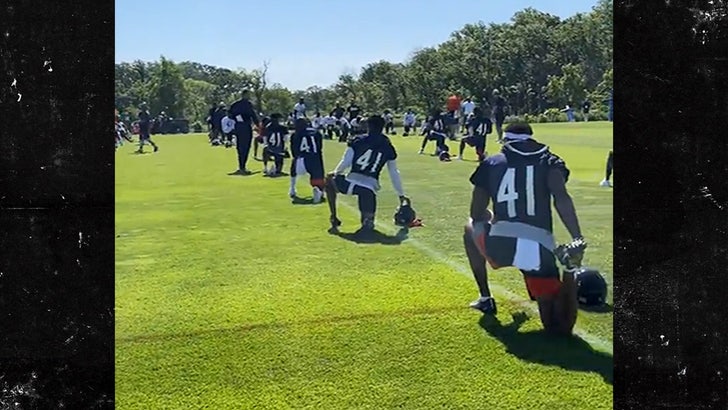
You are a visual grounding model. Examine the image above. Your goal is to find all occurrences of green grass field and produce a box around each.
[115,122,613,409]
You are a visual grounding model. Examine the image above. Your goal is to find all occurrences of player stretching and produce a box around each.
[464,122,586,335]
[455,107,492,161]
[262,114,289,176]
[418,110,450,157]
[324,115,408,236]
[289,118,326,203]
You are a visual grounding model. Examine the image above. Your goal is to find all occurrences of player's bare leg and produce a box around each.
[324,174,341,231]
[457,139,467,159]
[262,152,269,175]
[463,224,496,314]
[355,191,376,235]
[253,138,260,159]
[419,135,428,154]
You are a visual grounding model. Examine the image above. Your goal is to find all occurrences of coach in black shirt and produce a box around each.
[347,101,360,121]
[228,89,260,175]
[330,102,345,119]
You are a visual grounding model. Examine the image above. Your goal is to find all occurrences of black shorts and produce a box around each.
[334,174,374,196]
[428,131,446,141]
[291,155,324,180]
[462,135,485,149]
[480,227,560,300]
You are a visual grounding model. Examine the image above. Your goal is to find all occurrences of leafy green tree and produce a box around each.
[147,56,186,117]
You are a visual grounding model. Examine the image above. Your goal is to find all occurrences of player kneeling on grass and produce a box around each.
[289,118,326,203]
[463,122,586,336]
[325,115,408,236]
[419,110,451,160]
[262,113,290,176]
[455,107,492,161]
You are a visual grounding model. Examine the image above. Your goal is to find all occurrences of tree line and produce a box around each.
[115,1,612,124]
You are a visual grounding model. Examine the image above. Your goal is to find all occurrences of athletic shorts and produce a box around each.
[333,174,375,197]
[471,222,560,300]
[290,155,324,180]
[462,136,485,149]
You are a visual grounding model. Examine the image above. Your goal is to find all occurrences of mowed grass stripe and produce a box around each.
[116,122,612,409]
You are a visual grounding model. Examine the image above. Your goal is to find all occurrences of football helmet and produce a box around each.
[574,267,608,306]
[394,198,416,227]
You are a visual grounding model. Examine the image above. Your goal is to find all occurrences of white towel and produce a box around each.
[513,238,541,271]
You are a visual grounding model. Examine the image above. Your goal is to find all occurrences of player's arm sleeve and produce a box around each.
[316,133,323,151]
[332,147,354,174]
[386,160,404,197]
[469,162,488,189]
[291,134,300,157]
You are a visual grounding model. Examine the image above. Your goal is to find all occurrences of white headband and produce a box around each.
[503,131,533,141]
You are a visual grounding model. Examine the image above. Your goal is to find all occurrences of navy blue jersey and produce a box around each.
[428,117,446,133]
[265,124,288,151]
[138,110,151,132]
[291,127,323,158]
[469,140,569,233]
[229,98,259,125]
[492,96,506,116]
[467,116,493,136]
[348,133,397,180]
[138,110,151,125]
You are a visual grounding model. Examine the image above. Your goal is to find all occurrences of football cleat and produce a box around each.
[469,296,497,314]
[600,179,611,187]
[574,268,608,305]
[394,198,416,227]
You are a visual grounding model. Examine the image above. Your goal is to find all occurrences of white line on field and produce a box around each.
[338,200,613,355]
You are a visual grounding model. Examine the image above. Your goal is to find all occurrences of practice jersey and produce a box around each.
[403,113,416,125]
[265,124,288,151]
[349,133,397,180]
[467,116,493,137]
[291,127,323,158]
[469,140,569,234]
[428,117,446,135]
[293,103,307,118]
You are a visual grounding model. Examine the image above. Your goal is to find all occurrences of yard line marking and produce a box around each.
[338,200,613,354]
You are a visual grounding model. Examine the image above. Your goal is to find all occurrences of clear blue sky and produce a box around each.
[116,0,599,90]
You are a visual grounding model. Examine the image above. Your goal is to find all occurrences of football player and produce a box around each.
[136,103,159,154]
[324,115,407,236]
[254,115,272,160]
[418,110,449,156]
[600,150,613,187]
[338,116,351,142]
[261,113,289,176]
[289,118,326,203]
[402,109,416,136]
[464,122,585,336]
[455,107,492,161]
[383,110,396,134]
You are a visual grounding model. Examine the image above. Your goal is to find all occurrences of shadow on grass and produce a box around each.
[479,313,613,385]
[333,228,408,245]
[291,196,325,205]
[263,172,289,178]
[227,170,261,176]
[580,303,613,313]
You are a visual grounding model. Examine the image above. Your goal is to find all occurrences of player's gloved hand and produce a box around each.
[554,237,587,271]
[469,219,488,247]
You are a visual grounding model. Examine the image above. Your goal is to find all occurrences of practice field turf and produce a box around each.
[115,122,613,409]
